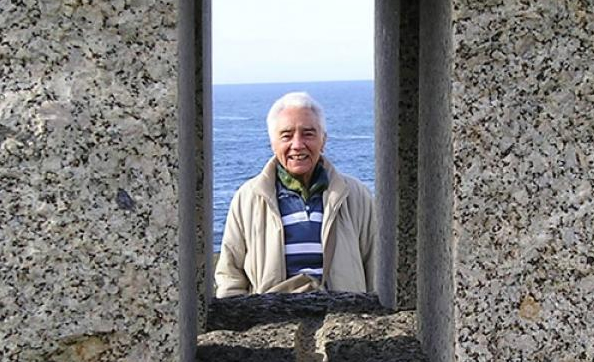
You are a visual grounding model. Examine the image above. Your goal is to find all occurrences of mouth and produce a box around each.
[288,154,308,161]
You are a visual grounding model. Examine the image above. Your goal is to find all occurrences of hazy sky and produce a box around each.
[212,0,374,85]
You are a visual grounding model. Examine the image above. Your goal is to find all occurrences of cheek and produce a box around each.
[309,142,323,153]
[276,146,289,159]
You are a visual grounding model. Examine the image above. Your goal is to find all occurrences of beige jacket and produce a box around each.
[215,156,377,298]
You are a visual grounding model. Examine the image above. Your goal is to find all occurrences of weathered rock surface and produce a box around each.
[197,292,427,362]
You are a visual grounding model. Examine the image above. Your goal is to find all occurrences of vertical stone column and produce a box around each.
[397,0,420,311]
[178,0,211,360]
[375,0,419,311]
[417,0,594,360]
[375,0,401,310]
[417,1,455,361]
[0,1,206,360]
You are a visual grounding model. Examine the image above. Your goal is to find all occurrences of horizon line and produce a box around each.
[213,78,374,86]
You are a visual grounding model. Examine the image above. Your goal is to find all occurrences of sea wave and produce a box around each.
[215,115,252,121]
[330,135,373,140]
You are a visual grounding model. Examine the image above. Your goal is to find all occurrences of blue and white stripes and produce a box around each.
[281,211,323,225]
[277,182,324,279]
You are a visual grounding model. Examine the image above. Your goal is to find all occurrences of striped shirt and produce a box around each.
[277,181,324,280]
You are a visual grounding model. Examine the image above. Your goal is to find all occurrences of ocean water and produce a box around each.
[213,80,374,252]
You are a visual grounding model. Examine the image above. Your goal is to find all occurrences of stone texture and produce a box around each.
[206,291,391,332]
[375,0,418,312]
[374,0,401,310]
[417,1,455,361]
[4,0,592,360]
[197,322,300,362]
[396,0,419,312]
[199,292,427,362]
[450,0,594,360]
[0,0,184,360]
[319,312,425,362]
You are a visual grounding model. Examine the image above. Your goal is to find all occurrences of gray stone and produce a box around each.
[199,292,427,362]
[0,0,186,360]
[414,0,594,361]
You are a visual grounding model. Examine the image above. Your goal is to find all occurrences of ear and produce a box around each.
[321,132,327,153]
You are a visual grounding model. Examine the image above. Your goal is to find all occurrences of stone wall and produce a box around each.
[414,1,594,361]
[451,1,594,359]
[0,1,183,360]
[4,1,593,361]
[199,292,427,362]
[451,0,594,361]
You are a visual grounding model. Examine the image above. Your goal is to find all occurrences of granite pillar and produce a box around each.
[375,0,401,311]
[397,0,419,311]
[417,0,594,360]
[0,0,210,360]
[417,1,455,361]
[178,0,212,361]
[375,0,419,311]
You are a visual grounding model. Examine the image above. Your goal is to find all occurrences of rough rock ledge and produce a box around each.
[197,291,428,362]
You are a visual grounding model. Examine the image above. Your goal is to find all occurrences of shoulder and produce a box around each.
[335,172,373,200]
[330,171,375,225]
[231,169,276,206]
[236,174,259,193]
[232,175,264,202]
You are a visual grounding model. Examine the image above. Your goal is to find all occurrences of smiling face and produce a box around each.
[270,106,326,186]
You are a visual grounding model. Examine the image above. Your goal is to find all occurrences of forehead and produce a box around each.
[275,107,320,130]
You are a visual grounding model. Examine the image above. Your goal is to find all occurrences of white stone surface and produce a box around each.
[452,1,594,360]
[0,1,182,360]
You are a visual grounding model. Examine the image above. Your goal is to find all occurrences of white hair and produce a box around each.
[266,91,326,140]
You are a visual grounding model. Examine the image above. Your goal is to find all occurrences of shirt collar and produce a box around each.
[276,161,328,200]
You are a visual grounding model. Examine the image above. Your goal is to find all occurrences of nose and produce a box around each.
[291,134,305,149]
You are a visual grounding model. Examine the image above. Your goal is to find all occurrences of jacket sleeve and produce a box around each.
[359,184,378,293]
[214,191,250,298]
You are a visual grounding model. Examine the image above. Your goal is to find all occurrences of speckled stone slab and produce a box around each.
[0,1,205,360]
[201,292,427,362]
[197,322,300,362]
[319,312,425,362]
[451,1,594,360]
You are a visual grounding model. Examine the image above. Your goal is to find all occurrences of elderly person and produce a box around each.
[215,91,377,298]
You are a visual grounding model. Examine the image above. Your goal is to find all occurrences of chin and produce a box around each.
[288,169,308,177]
[286,164,312,174]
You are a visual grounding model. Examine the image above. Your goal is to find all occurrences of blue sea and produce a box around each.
[213,80,374,252]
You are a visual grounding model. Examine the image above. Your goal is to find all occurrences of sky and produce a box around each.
[212,0,374,85]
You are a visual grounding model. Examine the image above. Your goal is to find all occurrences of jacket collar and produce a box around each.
[276,161,328,200]
[252,156,348,210]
